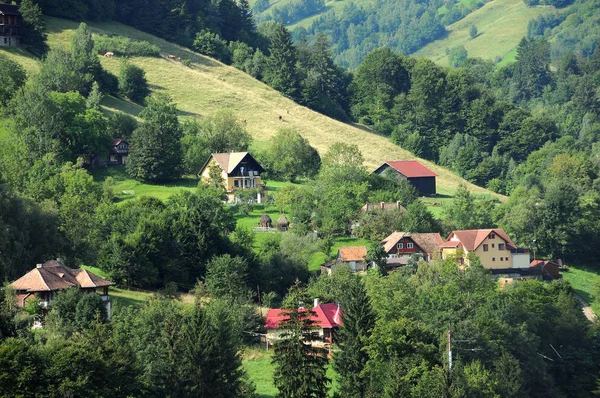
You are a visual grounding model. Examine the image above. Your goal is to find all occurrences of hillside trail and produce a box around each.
[573,293,598,322]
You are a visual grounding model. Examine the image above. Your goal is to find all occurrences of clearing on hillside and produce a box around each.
[2,16,500,197]
[414,0,553,66]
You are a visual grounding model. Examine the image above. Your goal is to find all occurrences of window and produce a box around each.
[492,244,495,248]
[3,38,7,44]
[397,243,404,249]
[499,243,505,250]
[500,257,503,261]
[234,180,239,188]
[407,242,414,249]
[490,233,496,239]
[505,257,509,261]
[492,257,496,261]
[483,244,488,252]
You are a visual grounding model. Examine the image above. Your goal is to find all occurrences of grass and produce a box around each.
[242,347,339,397]
[80,264,153,307]
[562,265,600,316]
[91,166,198,203]
[308,237,375,271]
[413,0,553,66]
[33,16,500,198]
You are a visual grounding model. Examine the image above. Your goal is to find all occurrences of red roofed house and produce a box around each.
[373,160,437,196]
[441,229,530,270]
[381,231,443,266]
[11,259,114,317]
[530,259,562,280]
[265,299,343,349]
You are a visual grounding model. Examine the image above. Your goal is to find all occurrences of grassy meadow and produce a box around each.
[562,265,600,316]
[80,265,154,307]
[414,0,552,66]
[0,16,502,198]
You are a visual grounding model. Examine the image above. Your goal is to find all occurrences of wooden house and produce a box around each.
[440,229,530,270]
[381,231,443,266]
[11,259,114,317]
[83,138,129,168]
[530,259,562,280]
[373,160,437,196]
[265,300,343,350]
[198,152,267,203]
[0,4,21,47]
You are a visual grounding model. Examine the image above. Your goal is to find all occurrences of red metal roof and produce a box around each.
[265,303,343,329]
[384,161,437,178]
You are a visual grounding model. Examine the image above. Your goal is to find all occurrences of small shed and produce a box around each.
[259,214,272,228]
[276,214,290,231]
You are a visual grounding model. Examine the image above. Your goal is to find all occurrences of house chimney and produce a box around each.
[314,298,319,308]
[36,263,43,268]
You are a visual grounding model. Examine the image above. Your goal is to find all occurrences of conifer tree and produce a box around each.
[266,24,299,98]
[19,0,48,56]
[273,282,328,398]
[334,274,376,398]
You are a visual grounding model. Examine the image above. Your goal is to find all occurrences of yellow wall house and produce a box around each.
[198,152,267,203]
[440,229,530,269]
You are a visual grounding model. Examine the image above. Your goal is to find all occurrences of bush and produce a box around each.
[118,61,149,103]
[94,34,160,57]
[193,30,231,64]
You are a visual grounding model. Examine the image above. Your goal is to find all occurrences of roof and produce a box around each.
[381,232,443,254]
[11,260,114,292]
[338,246,368,262]
[112,138,127,146]
[0,4,21,16]
[379,160,437,178]
[530,259,559,268]
[445,229,517,251]
[265,303,343,329]
[276,213,290,226]
[440,241,460,248]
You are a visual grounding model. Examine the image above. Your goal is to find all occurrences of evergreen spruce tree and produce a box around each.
[273,283,329,398]
[19,0,48,56]
[334,274,376,398]
[126,94,183,182]
[266,24,299,98]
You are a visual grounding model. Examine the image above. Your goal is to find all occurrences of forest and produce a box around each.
[1,0,600,396]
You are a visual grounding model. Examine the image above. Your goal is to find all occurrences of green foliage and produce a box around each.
[273,283,329,398]
[118,61,149,103]
[19,0,48,56]
[265,24,299,98]
[93,34,160,57]
[468,24,478,39]
[447,45,468,68]
[267,128,321,181]
[0,55,26,109]
[127,94,183,182]
[193,30,231,63]
[205,254,250,298]
[442,184,495,231]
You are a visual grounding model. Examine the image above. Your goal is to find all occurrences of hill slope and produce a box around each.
[3,16,500,197]
[413,0,552,66]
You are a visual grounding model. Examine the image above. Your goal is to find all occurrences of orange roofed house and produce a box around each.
[381,231,443,267]
[11,259,114,316]
[322,246,368,275]
[440,229,530,270]
[265,300,343,350]
[198,152,266,203]
[373,160,437,196]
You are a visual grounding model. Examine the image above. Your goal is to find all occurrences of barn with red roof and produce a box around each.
[373,160,437,196]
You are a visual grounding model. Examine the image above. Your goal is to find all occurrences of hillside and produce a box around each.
[2,16,500,197]
[413,0,552,66]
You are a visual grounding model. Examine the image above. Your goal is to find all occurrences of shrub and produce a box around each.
[94,34,160,57]
[118,61,149,103]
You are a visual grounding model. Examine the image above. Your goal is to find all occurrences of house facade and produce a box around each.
[11,259,114,317]
[373,160,437,196]
[381,231,443,266]
[265,300,343,350]
[0,4,21,47]
[199,152,266,203]
[440,229,530,270]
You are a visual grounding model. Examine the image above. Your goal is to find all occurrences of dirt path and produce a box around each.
[573,294,598,322]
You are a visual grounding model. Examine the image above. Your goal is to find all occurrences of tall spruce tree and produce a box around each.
[334,274,376,397]
[126,94,183,182]
[266,23,299,98]
[19,0,48,56]
[273,283,329,398]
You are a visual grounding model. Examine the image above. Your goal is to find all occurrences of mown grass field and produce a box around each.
[0,16,501,198]
[80,265,153,307]
[562,265,600,316]
[242,347,339,397]
[414,0,552,66]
